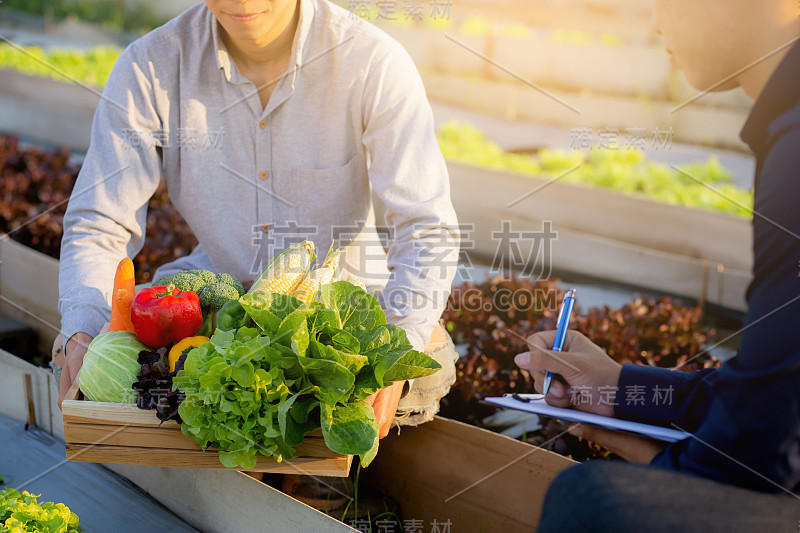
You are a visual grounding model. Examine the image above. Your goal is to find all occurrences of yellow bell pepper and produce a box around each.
[168,335,210,372]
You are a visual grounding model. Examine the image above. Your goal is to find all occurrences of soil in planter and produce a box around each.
[260,468,402,529]
[0,135,198,284]
[439,274,720,461]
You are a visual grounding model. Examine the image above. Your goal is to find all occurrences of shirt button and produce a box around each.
[259,120,267,129]
[259,170,269,180]
[261,224,271,233]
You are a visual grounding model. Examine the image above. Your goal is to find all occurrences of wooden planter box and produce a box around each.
[0,238,61,355]
[382,25,672,100]
[61,375,354,477]
[365,416,575,532]
[447,161,752,310]
[421,71,750,150]
[0,69,98,151]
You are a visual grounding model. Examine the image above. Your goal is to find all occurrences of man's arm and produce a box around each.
[646,128,800,492]
[359,41,460,353]
[59,44,163,344]
[614,364,719,431]
[59,45,163,358]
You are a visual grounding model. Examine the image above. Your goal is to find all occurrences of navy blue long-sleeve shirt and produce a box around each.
[615,41,800,494]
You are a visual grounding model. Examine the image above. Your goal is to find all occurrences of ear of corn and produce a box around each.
[248,240,316,296]
[345,275,367,291]
[291,247,344,303]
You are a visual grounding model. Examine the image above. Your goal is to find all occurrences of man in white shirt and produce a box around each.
[57,0,460,441]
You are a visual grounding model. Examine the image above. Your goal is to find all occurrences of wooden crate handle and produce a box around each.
[64,369,82,402]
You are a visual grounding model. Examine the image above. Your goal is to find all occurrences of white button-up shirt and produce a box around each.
[59,0,460,351]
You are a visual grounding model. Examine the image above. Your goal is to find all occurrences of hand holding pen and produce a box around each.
[514,293,623,418]
[543,289,576,396]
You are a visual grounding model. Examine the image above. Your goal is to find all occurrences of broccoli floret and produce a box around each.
[198,282,240,310]
[215,273,245,297]
[190,269,217,285]
[168,271,205,293]
[154,271,208,293]
[152,274,175,287]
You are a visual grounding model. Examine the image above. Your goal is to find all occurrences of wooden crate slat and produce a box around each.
[62,402,181,428]
[64,423,201,450]
[65,444,352,476]
[64,423,337,457]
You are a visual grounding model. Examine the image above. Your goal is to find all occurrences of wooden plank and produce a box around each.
[422,72,750,150]
[365,417,575,533]
[64,423,337,457]
[62,401,182,428]
[0,350,53,433]
[64,367,81,401]
[456,203,750,310]
[0,70,97,151]
[64,423,201,450]
[106,464,357,533]
[0,239,62,355]
[66,444,352,476]
[63,401,325,439]
[23,373,36,427]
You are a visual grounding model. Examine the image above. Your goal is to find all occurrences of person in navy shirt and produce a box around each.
[516,1,800,530]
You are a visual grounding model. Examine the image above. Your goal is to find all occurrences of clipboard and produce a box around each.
[485,395,689,443]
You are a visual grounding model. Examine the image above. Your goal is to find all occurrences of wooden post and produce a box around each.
[23,373,36,428]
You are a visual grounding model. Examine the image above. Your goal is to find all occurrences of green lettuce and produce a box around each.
[0,488,84,533]
[174,281,442,468]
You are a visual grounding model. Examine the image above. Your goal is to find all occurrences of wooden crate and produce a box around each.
[61,375,353,477]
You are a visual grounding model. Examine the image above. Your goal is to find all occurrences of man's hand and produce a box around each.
[57,332,93,409]
[569,424,666,464]
[515,330,623,417]
[516,330,665,463]
[365,381,405,439]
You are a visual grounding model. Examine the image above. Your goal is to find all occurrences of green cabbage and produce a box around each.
[79,331,146,404]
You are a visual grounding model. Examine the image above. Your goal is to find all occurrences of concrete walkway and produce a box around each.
[0,413,199,533]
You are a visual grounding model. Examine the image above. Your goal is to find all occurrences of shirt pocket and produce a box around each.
[289,156,371,229]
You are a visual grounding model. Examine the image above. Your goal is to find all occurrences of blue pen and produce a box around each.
[543,288,576,396]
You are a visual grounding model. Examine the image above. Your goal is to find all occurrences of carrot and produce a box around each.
[109,257,135,332]
[114,288,135,332]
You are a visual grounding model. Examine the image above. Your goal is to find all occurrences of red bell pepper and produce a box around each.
[130,284,203,348]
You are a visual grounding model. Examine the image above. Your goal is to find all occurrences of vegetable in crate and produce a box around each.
[156,270,245,335]
[109,257,135,333]
[134,347,188,422]
[291,248,343,303]
[215,299,253,332]
[168,335,210,373]
[130,284,203,348]
[174,281,442,469]
[153,270,244,304]
[198,281,241,312]
[248,240,315,295]
[79,331,147,403]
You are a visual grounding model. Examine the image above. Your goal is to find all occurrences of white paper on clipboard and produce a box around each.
[484,396,690,443]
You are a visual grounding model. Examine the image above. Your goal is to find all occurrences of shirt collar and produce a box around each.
[210,0,315,85]
[740,38,800,157]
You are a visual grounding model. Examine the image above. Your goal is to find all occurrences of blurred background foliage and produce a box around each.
[2,0,168,34]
